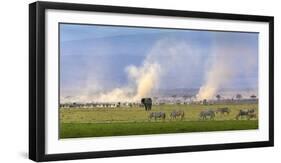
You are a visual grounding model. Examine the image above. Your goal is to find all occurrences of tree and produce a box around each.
[236,94,242,100]
[172,95,177,98]
[250,95,257,99]
[216,94,221,100]
[183,95,192,101]
[203,99,207,105]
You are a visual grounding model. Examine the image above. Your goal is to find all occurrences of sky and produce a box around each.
[59,23,258,101]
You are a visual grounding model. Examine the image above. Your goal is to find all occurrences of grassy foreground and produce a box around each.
[60,103,258,138]
[60,120,258,138]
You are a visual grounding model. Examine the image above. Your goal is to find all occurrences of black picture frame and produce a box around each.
[29,1,274,162]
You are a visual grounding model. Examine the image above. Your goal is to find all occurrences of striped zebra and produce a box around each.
[199,109,215,120]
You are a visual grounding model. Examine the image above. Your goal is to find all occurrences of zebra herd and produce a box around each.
[199,107,230,120]
[236,109,257,120]
[149,110,185,120]
[199,108,257,120]
[148,108,257,121]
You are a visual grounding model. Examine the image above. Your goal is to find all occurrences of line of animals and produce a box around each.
[149,110,185,120]
[148,108,257,121]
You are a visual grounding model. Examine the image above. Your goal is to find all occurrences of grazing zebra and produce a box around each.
[170,110,185,120]
[215,107,230,115]
[236,109,250,120]
[149,112,166,120]
[247,112,257,120]
[199,109,215,120]
[248,109,255,113]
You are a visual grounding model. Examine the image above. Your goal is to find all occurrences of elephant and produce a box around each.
[141,98,152,111]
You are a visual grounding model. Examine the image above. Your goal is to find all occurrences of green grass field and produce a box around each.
[60,103,258,138]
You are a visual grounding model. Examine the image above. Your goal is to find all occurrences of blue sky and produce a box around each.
[60,23,258,97]
[60,24,166,42]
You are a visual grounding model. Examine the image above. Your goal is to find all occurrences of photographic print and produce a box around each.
[29,2,273,161]
[59,23,259,139]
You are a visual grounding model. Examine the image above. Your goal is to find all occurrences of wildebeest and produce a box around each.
[141,98,152,111]
[170,110,185,120]
[236,109,250,120]
[149,112,166,120]
[215,107,230,115]
[199,109,215,120]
